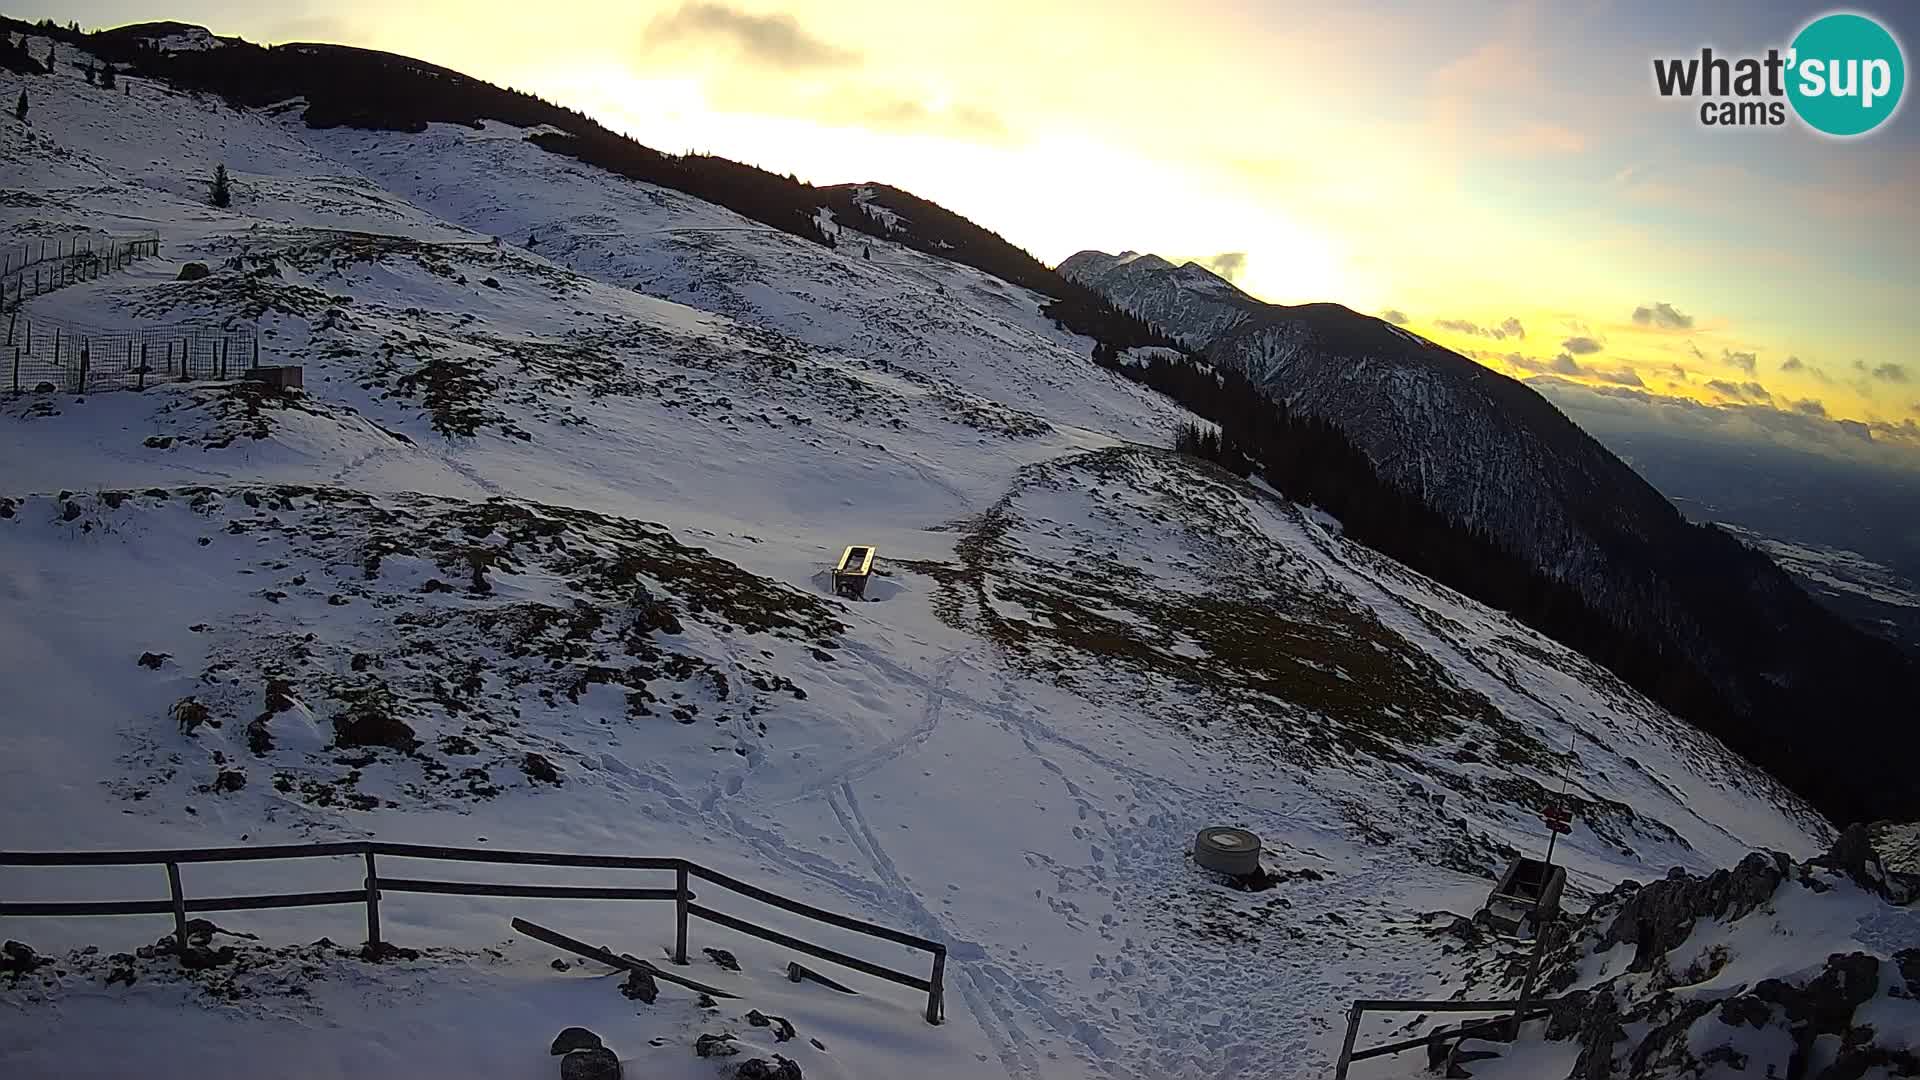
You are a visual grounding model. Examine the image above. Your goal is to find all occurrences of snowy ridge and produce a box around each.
[0,29,1856,1080]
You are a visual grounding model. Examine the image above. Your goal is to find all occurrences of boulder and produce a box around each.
[1753,952,1882,1076]
[745,1010,797,1042]
[736,1056,803,1080]
[1597,852,1788,972]
[333,712,419,753]
[105,953,138,987]
[1565,986,1626,1080]
[358,941,419,962]
[695,1033,739,1058]
[177,944,235,970]
[559,1047,621,1080]
[619,968,658,1003]
[1810,823,1918,904]
[522,752,562,785]
[1,940,47,976]
[703,947,740,972]
[1895,948,1920,997]
[177,262,210,281]
[550,1027,603,1056]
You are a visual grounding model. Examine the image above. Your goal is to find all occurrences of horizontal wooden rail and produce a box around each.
[370,842,681,871]
[2,889,368,918]
[687,863,943,953]
[1350,998,1536,1012]
[377,878,682,903]
[1334,997,1566,1079]
[0,841,370,866]
[1345,1008,1552,1065]
[189,889,370,914]
[0,843,947,1024]
[3,897,179,917]
[687,901,934,993]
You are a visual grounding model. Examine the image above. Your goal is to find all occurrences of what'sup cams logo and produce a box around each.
[1654,11,1906,136]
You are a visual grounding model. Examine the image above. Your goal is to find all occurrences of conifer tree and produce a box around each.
[210,164,231,208]
[14,89,26,123]
[100,64,115,90]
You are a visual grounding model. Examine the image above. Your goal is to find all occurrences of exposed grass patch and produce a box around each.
[905,447,1513,764]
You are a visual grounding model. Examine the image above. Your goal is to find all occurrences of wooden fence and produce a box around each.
[1331,997,1558,1078]
[1,233,161,310]
[0,840,946,1024]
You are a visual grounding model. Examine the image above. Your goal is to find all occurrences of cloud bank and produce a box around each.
[1632,301,1694,330]
[644,2,859,69]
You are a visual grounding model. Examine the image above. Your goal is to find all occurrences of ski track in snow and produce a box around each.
[778,654,961,805]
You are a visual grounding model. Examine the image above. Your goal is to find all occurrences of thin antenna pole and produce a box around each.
[1543,731,1575,866]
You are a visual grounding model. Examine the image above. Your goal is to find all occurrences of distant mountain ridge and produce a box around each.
[1062,249,1920,826]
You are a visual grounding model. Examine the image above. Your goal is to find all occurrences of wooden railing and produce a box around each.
[1331,998,1556,1078]
[0,841,946,1024]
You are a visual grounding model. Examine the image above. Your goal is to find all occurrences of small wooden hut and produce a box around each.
[833,545,876,600]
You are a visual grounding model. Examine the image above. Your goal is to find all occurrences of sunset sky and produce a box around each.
[27,0,1920,447]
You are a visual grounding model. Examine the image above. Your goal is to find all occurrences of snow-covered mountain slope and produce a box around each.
[1057,252,1253,345]
[1053,250,1719,616]
[1058,249,1919,830]
[0,28,1858,1080]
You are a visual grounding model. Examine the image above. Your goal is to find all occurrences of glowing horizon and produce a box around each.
[18,0,1920,444]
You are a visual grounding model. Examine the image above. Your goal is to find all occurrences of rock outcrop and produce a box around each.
[1517,830,1920,1078]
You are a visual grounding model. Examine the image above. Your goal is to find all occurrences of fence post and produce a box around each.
[138,343,147,390]
[165,862,189,954]
[926,946,946,1024]
[1510,924,1552,1040]
[674,864,690,965]
[363,850,383,952]
[1333,1003,1364,1080]
[11,347,17,395]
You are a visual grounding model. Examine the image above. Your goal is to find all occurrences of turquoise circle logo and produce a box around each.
[1788,12,1906,136]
